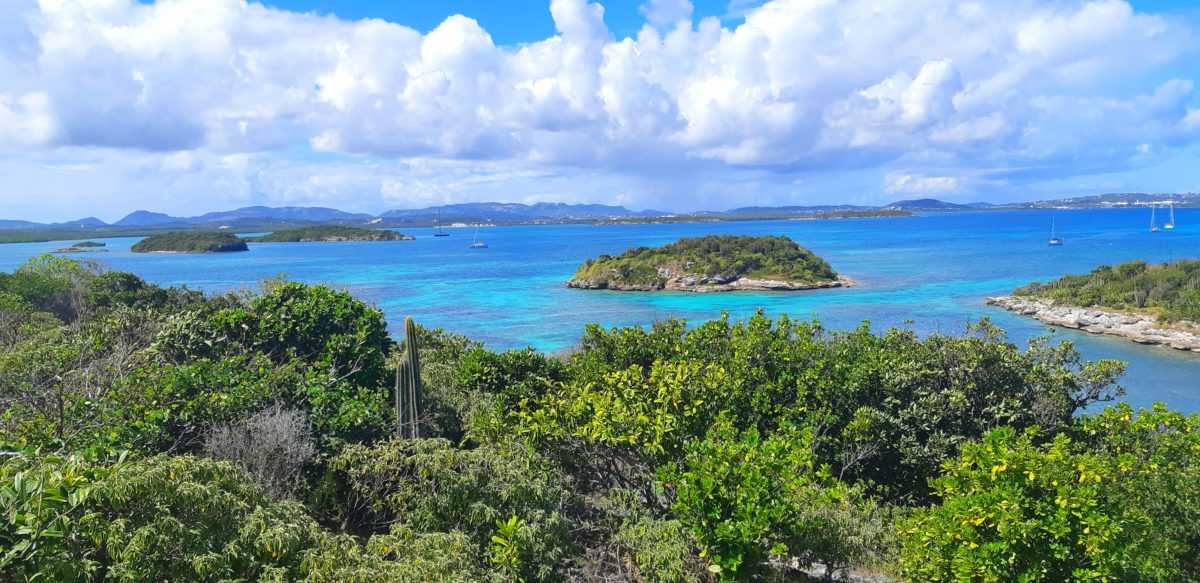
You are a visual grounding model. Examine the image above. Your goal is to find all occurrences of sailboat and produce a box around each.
[434,211,450,237]
[1150,205,1161,233]
[469,226,487,249]
[1165,202,1175,230]
[1047,216,1063,246]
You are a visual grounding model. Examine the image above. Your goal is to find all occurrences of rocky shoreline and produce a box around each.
[987,296,1200,353]
[567,268,853,292]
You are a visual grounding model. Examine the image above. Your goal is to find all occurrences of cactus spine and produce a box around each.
[395,316,423,438]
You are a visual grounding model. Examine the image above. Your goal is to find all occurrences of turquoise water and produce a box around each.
[2,208,1198,411]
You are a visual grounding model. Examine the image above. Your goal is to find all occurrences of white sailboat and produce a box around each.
[1048,216,1063,246]
[1150,205,1161,233]
[469,226,487,249]
[1165,202,1175,229]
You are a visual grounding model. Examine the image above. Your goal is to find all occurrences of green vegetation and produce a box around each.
[3,256,1199,581]
[53,241,108,253]
[246,225,412,242]
[130,231,249,253]
[1015,259,1200,323]
[569,235,839,289]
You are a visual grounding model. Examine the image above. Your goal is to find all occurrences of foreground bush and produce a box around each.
[328,438,575,582]
[3,258,1191,582]
[901,404,1200,582]
[0,452,321,581]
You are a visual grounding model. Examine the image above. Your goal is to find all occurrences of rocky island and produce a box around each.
[131,231,249,253]
[989,259,1200,353]
[54,241,108,253]
[567,234,849,292]
[245,225,413,242]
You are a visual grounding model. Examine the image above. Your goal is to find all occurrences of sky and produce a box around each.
[1,0,1199,222]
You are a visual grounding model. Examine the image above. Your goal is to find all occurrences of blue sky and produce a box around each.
[3,0,1200,222]
[264,0,1200,44]
[258,0,755,43]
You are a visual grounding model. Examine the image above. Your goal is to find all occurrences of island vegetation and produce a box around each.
[2,256,1199,582]
[569,235,843,291]
[246,225,413,242]
[72,241,105,248]
[130,231,249,253]
[1014,259,1200,323]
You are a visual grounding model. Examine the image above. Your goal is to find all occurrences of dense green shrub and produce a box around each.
[454,347,570,410]
[2,254,96,322]
[901,404,1200,582]
[557,313,1123,502]
[0,448,117,580]
[300,526,492,582]
[664,419,849,581]
[156,281,392,388]
[0,452,323,582]
[3,257,1194,582]
[328,438,574,581]
[615,514,705,583]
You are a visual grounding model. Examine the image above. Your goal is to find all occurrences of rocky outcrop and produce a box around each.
[987,296,1200,353]
[567,267,853,292]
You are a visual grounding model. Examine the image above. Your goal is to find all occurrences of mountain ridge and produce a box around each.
[6,193,1200,233]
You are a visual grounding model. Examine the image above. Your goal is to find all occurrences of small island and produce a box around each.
[567,235,849,292]
[988,259,1200,352]
[245,225,413,242]
[131,231,249,254]
[54,241,108,253]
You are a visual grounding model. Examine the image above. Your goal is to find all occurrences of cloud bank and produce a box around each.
[1,0,1198,220]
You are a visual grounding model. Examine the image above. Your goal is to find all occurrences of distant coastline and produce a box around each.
[2,192,1197,245]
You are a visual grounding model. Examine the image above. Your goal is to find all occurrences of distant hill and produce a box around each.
[56,217,108,227]
[8,192,1200,241]
[191,206,373,225]
[115,211,183,227]
[0,219,42,230]
[885,199,974,210]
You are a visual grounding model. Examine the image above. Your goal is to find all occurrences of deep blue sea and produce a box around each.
[2,208,1198,411]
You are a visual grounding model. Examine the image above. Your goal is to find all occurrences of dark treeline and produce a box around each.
[2,256,1199,582]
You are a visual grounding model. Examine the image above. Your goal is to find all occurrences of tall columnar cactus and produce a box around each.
[395,316,424,439]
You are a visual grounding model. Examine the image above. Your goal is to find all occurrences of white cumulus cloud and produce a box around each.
[0,0,1198,220]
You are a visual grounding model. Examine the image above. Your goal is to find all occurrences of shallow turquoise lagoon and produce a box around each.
[2,208,1198,411]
